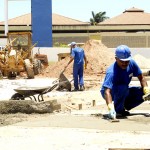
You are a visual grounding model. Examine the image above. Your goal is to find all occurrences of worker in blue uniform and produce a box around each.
[100,45,150,119]
[64,42,87,91]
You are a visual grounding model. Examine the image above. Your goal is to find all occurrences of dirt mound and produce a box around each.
[38,40,114,78]
[133,54,150,69]
[83,39,114,75]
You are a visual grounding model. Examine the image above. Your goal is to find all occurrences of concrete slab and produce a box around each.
[0,121,149,150]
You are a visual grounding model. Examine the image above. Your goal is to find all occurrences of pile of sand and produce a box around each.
[38,40,115,78]
[133,54,150,69]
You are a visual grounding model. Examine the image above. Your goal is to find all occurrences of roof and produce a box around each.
[52,14,89,25]
[0,13,89,26]
[99,7,150,25]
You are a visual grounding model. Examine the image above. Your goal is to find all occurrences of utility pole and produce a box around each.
[4,0,8,36]
[4,0,28,36]
[4,0,52,47]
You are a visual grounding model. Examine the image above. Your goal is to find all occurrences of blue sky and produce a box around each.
[0,0,150,22]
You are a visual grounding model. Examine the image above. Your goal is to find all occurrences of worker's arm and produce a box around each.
[138,74,150,95]
[84,55,87,69]
[64,56,74,71]
[104,88,116,119]
[138,74,148,87]
[104,88,113,105]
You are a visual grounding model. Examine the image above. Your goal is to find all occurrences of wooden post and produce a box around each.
[78,104,82,110]
[92,100,96,106]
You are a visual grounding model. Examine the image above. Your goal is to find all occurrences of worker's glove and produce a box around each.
[143,87,150,95]
[143,87,150,101]
[107,103,116,119]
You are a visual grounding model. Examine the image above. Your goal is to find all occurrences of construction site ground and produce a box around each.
[0,40,150,149]
[0,76,150,150]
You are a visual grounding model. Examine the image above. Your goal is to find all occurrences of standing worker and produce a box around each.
[100,45,150,119]
[64,42,87,91]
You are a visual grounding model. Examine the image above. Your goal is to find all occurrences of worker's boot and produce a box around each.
[72,86,79,92]
[116,110,130,117]
[79,85,85,91]
[72,88,78,92]
[143,93,150,101]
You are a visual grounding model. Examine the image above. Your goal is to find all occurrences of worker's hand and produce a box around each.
[84,63,87,69]
[143,87,150,95]
[143,87,150,101]
[107,103,116,119]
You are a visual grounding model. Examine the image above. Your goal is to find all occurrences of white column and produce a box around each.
[4,0,8,36]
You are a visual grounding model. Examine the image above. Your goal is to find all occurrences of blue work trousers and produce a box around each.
[73,64,84,89]
[102,85,144,113]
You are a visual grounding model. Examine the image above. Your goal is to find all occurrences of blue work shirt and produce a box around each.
[71,47,85,65]
[101,59,142,93]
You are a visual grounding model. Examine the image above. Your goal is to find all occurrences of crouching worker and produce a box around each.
[100,45,150,119]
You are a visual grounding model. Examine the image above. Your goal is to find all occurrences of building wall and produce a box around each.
[53,32,150,48]
[53,33,90,46]
[1,30,150,48]
[32,47,150,63]
[33,47,70,62]
[101,32,150,48]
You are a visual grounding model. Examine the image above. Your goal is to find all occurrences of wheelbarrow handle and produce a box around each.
[42,83,58,94]
[52,70,65,84]
[52,79,59,84]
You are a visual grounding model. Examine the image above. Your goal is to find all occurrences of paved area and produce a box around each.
[0,125,150,150]
[14,104,150,131]
[0,77,150,150]
[0,104,150,150]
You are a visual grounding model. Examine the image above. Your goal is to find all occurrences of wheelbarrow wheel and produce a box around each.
[11,93,24,100]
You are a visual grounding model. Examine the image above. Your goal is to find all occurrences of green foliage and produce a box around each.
[90,11,109,25]
[53,42,68,47]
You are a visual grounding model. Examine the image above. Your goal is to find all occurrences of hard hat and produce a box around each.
[115,45,131,61]
[68,42,76,46]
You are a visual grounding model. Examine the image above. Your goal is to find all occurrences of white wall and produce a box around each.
[33,47,150,62]
[33,47,70,62]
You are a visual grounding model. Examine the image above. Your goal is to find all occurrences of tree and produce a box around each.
[90,11,109,25]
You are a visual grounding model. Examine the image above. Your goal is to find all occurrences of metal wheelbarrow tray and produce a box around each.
[11,83,58,102]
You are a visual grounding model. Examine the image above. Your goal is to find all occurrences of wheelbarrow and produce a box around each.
[53,72,73,91]
[11,73,73,102]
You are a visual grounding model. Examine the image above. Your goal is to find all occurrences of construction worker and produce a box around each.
[64,42,87,91]
[100,45,150,119]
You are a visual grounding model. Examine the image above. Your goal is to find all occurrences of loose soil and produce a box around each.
[37,39,115,78]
